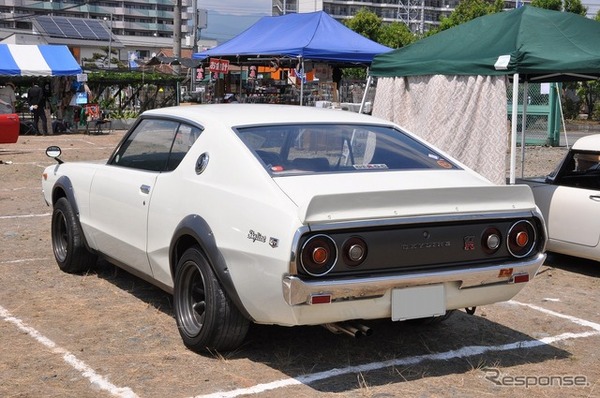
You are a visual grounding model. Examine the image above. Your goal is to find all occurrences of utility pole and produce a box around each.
[173,0,182,75]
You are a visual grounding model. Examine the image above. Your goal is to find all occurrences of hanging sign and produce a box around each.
[209,58,230,73]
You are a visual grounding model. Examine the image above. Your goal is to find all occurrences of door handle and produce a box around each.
[140,184,151,194]
[589,195,600,201]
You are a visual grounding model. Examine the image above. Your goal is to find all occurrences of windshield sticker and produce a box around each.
[428,154,440,160]
[353,164,388,170]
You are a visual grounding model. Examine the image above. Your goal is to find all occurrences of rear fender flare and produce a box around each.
[170,215,253,321]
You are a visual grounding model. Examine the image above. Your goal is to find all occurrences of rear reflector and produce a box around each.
[511,273,530,284]
[310,294,332,304]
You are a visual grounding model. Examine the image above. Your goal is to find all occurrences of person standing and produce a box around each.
[27,81,48,135]
[0,82,16,114]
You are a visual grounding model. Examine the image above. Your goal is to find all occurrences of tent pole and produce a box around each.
[299,57,304,106]
[359,72,372,114]
[520,80,528,178]
[509,73,519,185]
[556,84,569,148]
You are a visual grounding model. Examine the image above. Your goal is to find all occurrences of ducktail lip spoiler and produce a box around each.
[299,185,536,224]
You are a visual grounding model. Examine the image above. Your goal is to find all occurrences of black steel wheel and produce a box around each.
[51,197,96,273]
[174,247,249,353]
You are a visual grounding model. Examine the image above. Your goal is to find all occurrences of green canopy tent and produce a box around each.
[367,6,600,184]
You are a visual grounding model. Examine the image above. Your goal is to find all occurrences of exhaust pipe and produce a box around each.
[323,322,372,338]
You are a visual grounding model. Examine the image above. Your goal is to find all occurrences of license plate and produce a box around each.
[391,285,445,321]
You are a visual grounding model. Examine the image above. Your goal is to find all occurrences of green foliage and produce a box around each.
[344,8,382,41]
[344,8,415,49]
[378,22,417,49]
[596,9,600,21]
[531,0,562,11]
[563,0,587,15]
[435,0,502,33]
[531,0,587,14]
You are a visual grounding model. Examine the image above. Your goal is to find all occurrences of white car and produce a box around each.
[42,104,547,352]
[520,134,600,262]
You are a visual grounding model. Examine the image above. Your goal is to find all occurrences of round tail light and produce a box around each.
[481,227,502,254]
[507,220,536,258]
[342,236,368,266]
[300,235,337,276]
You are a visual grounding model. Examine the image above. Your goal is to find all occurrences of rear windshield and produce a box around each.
[235,123,460,175]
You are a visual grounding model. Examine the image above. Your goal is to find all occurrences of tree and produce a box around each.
[378,22,416,49]
[344,8,382,41]
[344,9,415,80]
[596,9,600,21]
[433,0,503,34]
[530,0,562,11]
[531,0,587,14]
[563,0,587,15]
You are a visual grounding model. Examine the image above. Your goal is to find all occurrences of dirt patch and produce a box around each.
[1,132,598,398]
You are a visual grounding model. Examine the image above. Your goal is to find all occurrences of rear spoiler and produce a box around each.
[299,184,536,224]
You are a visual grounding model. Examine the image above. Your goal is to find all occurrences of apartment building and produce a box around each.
[0,0,195,61]
[273,0,525,33]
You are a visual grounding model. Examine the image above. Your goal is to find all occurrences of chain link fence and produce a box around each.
[507,82,561,146]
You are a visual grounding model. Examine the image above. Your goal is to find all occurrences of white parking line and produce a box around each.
[193,301,600,398]
[0,257,52,265]
[0,305,139,398]
[509,300,600,332]
[0,213,50,220]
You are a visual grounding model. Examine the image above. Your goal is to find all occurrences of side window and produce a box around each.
[166,124,202,171]
[558,152,600,190]
[110,119,179,171]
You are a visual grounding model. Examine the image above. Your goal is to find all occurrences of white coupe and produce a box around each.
[521,134,600,262]
[42,104,547,352]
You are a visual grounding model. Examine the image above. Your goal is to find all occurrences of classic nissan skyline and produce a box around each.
[520,134,600,262]
[42,104,547,352]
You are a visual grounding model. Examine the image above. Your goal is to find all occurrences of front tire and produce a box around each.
[51,197,97,273]
[174,247,249,353]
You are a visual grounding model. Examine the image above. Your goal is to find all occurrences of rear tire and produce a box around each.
[51,197,97,273]
[174,247,249,353]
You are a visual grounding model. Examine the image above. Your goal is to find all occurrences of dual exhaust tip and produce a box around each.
[323,322,373,339]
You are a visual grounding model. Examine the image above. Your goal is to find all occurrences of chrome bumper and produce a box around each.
[282,253,545,306]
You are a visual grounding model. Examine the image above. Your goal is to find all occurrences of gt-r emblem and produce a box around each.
[269,237,279,248]
[464,236,476,251]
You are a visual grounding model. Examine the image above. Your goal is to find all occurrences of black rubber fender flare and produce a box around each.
[51,176,95,254]
[170,215,253,321]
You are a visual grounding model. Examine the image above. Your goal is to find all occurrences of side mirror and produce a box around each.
[46,146,63,164]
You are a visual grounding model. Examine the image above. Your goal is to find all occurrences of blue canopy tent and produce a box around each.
[0,44,82,76]
[193,11,391,104]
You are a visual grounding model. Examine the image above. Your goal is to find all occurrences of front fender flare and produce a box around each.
[170,215,253,321]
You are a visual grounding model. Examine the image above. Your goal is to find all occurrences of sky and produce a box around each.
[197,0,271,43]
[197,0,600,43]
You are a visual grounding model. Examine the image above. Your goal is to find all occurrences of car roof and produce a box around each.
[141,104,394,128]
[572,134,600,151]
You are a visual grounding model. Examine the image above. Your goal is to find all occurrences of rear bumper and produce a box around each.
[282,253,545,306]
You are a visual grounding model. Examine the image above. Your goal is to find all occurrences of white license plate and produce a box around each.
[391,285,446,321]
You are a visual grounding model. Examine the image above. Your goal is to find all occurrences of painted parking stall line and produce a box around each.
[0,257,52,265]
[509,300,600,331]
[193,301,600,398]
[0,212,51,220]
[0,305,139,398]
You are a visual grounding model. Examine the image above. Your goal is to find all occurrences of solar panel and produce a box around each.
[35,16,112,42]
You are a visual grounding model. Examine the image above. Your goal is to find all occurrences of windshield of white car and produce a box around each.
[236,124,460,175]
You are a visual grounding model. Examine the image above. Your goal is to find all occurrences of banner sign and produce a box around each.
[209,58,229,73]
